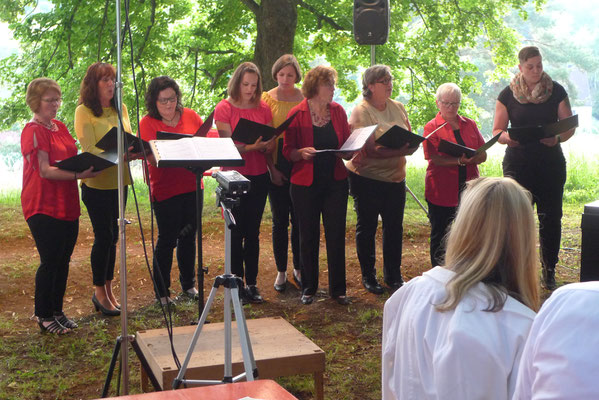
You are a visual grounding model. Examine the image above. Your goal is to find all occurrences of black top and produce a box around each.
[498,81,568,162]
[312,121,338,184]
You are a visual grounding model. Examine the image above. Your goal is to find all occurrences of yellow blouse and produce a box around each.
[262,91,301,165]
[74,103,132,189]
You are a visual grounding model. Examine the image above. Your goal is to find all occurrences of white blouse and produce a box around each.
[513,281,599,400]
[382,266,536,400]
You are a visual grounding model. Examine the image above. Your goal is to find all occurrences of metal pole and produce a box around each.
[371,44,375,66]
[115,0,130,394]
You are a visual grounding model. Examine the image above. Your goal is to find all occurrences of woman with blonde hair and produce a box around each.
[382,177,540,400]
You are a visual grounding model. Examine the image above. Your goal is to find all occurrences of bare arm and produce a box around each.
[493,100,519,147]
[37,149,98,180]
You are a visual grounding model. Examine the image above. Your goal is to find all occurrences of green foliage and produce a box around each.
[0,0,545,134]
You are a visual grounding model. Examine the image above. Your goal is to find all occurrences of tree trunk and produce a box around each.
[253,0,298,90]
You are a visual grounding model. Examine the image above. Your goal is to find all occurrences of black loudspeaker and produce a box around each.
[353,0,390,45]
[580,200,599,282]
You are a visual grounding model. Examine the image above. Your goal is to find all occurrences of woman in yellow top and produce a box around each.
[261,55,304,292]
[75,62,135,316]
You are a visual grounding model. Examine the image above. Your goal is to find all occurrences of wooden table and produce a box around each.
[136,317,325,400]
[99,379,297,399]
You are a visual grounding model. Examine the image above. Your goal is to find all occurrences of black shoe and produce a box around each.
[92,294,120,316]
[385,279,405,292]
[362,277,384,295]
[274,278,287,293]
[246,285,264,304]
[333,296,351,305]
[542,268,557,290]
[54,312,78,329]
[301,295,314,305]
[238,288,249,305]
[38,317,70,335]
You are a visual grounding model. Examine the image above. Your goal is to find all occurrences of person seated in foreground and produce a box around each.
[513,281,599,399]
[382,177,540,400]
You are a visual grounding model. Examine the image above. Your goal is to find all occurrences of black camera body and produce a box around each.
[212,170,250,208]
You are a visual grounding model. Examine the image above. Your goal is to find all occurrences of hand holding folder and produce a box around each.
[55,150,119,172]
[508,114,578,145]
[96,126,151,153]
[156,110,216,141]
[375,125,426,149]
[437,132,501,158]
[231,112,298,144]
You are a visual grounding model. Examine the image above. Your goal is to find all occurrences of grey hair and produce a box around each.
[362,64,392,99]
[435,83,462,102]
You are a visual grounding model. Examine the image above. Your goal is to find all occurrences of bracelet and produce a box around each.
[457,158,465,167]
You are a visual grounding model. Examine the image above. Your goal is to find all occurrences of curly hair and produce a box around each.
[145,76,183,120]
[227,62,263,104]
[78,62,116,117]
[26,78,62,114]
[301,65,337,100]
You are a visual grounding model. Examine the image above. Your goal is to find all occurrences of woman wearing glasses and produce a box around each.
[423,83,486,268]
[346,65,417,294]
[75,62,138,316]
[21,78,98,334]
[139,76,204,306]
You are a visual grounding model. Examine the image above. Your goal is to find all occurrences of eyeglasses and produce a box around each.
[439,100,460,108]
[376,77,393,85]
[157,97,177,105]
[41,98,62,104]
[100,76,115,84]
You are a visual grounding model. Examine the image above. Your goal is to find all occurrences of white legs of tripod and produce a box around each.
[172,278,257,388]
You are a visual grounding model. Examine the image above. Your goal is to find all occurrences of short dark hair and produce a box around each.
[227,62,263,104]
[145,76,183,120]
[301,65,337,100]
[78,62,116,117]
[518,46,542,64]
[271,54,302,83]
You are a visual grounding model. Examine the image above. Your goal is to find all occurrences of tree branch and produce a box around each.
[201,63,235,90]
[297,0,349,31]
[135,0,156,65]
[411,1,429,31]
[239,0,260,15]
[97,0,109,60]
[188,48,239,55]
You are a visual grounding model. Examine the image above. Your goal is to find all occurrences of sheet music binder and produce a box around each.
[55,150,119,172]
[231,111,298,144]
[96,126,151,153]
[314,124,377,153]
[375,125,426,149]
[438,133,501,158]
[150,137,244,168]
[508,114,578,144]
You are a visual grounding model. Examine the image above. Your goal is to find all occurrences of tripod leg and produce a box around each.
[223,285,233,382]
[172,285,220,389]
[102,337,122,398]
[231,291,258,381]
[131,336,162,391]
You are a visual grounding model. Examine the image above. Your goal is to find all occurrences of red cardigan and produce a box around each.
[282,99,351,186]
[423,112,485,207]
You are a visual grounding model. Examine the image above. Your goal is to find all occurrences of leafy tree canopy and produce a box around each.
[0,0,544,134]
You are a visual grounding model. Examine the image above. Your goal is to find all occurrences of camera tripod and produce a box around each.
[172,192,258,388]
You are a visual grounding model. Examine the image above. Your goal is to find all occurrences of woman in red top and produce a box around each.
[215,62,275,304]
[283,66,352,305]
[423,83,487,268]
[140,76,204,305]
[21,78,97,334]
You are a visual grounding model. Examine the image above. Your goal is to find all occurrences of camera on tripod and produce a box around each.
[213,170,251,206]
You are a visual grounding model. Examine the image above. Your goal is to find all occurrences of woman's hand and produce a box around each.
[268,165,287,186]
[125,146,144,161]
[499,130,520,147]
[297,147,316,160]
[77,166,101,179]
[245,136,271,153]
[540,135,559,147]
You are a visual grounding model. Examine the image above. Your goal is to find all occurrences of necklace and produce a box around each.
[33,117,56,131]
[162,111,179,126]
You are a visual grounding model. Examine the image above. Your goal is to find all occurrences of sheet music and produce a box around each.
[151,137,241,161]
[314,124,377,153]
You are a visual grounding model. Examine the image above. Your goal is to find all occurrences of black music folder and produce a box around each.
[55,150,119,172]
[314,124,377,153]
[231,111,298,144]
[375,125,426,149]
[156,110,216,140]
[438,133,501,158]
[149,137,244,168]
[508,114,578,144]
[96,126,151,153]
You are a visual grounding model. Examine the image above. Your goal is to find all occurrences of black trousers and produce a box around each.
[504,151,566,270]
[81,184,127,286]
[268,179,300,273]
[27,214,79,318]
[230,173,269,286]
[427,201,457,268]
[349,172,406,283]
[290,179,348,297]
[152,191,197,297]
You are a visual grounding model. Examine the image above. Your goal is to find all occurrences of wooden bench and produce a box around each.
[136,316,325,400]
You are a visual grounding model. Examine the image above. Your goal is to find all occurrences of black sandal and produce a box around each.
[55,313,78,329]
[38,317,70,335]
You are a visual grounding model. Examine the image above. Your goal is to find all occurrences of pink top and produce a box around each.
[21,121,81,221]
[139,108,203,202]
[214,99,273,176]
